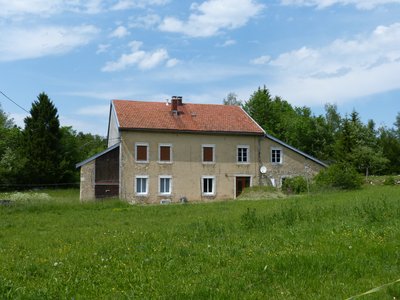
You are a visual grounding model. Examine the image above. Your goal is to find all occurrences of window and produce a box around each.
[202,176,215,196]
[159,144,172,163]
[135,176,148,195]
[202,144,215,163]
[271,148,282,164]
[135,143,148,162]
[237,145,249,163]
[159,176,172,195]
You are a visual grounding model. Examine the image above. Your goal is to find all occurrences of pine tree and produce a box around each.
[23,93,61,184]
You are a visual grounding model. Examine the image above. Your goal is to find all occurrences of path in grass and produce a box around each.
[1,186,400,299]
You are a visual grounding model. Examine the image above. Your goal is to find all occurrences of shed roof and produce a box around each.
[76,143,120,168]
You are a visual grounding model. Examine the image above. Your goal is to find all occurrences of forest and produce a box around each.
[0,89,399,189]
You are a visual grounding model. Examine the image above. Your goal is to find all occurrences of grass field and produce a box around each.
[1,186,400,299]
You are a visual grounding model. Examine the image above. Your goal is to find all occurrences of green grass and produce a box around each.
[1,186,400,299]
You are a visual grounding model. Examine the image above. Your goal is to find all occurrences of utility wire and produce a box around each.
[0,90,30,114]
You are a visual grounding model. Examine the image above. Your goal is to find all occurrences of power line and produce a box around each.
[0,90,30,114]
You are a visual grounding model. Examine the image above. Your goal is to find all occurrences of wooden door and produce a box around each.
[236,176,251,197]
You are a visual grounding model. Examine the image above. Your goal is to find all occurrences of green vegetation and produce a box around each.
[0,96,106,189]
[1,186,400,299]
[281,176,308,194]
[241,86,400,175]
[315,163,364,190]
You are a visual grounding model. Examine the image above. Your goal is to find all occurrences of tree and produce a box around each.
[23,93,62,184]
[0,104,14,157]
[58,127,107,183]
[223,92,242,106]
[0,104,25,186]
[378,126,400,174]
[243,86,296,139]
[350,145,389,179]
[395,112,400,139]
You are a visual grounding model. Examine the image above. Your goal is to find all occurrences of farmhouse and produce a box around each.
[77,97,327,203]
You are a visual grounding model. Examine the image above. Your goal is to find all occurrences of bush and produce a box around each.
[282,176,308,194]
[383,176,396,186]
[314,163,363,190]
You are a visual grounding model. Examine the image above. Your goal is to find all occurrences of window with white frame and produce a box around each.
[135,176,148,195]
[202,144,215,163]
[271,148,282,164]
[159,176,172,195]
[202,176,215,196]
[135,143,149,163]
[237,145,249,163]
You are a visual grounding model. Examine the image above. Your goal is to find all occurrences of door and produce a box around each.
[236,176,251,197]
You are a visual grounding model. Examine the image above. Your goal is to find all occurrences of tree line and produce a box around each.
[0,93,106,188]
[1,89,398,189]
[225,87,400,177]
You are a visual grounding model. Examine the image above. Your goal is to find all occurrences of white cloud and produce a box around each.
[0,25,99,61]
[159,0,264,37]
[77,105,110,116]
[109,25,130,38]
[65,90,138,100]
[101,40,173,71]
[0,0,169,17]
[250,55,271,65]
[96,43,111,54]
[281,0,400,10]
[155,62,257,83]
[221,39,236,47]
[111,0,169,10]
[60,115,107,135]
[0,0,103,17]
[267,23,400,105]
[129,14,161,29]
[166,58,180,67]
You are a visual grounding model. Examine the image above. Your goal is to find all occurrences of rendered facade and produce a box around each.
[77,97,326,203]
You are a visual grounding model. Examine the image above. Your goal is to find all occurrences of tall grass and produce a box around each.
[1,186,400,299]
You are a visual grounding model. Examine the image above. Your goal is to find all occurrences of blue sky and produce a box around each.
[1,0,400,135]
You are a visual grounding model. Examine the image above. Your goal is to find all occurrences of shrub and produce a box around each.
[383,176,396,186]
[7,192,51,203]
[282,176,308,194]
[314,163,363,190]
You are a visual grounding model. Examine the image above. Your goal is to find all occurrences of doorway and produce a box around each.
[235,176,251,197]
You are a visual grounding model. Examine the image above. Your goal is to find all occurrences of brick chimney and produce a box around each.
[171,96,183,113]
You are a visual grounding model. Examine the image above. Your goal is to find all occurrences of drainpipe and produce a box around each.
[258,136,262,186]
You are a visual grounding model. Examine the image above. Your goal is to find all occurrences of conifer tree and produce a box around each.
[23,93,61,184]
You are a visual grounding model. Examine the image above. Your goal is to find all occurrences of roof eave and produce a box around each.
[265,133,328,168]
[76,142,120,169]
[118,127,264,136]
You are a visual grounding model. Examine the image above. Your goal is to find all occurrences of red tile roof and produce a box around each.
[112,100,264,135]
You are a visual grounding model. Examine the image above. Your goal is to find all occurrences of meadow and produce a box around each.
[1,186,400,299]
